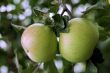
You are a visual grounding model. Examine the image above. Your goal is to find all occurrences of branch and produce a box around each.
[11,24,26,30]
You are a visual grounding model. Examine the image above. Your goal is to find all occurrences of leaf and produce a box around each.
[82,0,106,15]
[99,37,110,60]
[52,14,64,36]
[49,0,59,13]
[45,17,54,27]
[20,61,36,73]
[52,14,69,36]
[97,16,110,30]
[11,23,26,30]
[14,49,20,72]
[43,60,59,73]
[0,49,7,66]
[33,8,49,16]
[0,34,2,38]
[52,14,65,28]
[33,8,49,23]
[63,59,73,73]
[86,61,98,73]
[62,15,70,33]
[90,48,104,65]
[98,26,110,41]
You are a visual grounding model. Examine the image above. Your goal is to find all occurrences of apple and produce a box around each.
[59,18,99,63]
[21,23,57,62]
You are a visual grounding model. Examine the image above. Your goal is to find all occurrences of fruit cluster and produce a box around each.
[21,18,99,63]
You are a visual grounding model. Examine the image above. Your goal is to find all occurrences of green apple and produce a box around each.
[59,18,99,63]
[21,23,57,62]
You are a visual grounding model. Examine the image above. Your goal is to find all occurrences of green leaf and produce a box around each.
[45,17,54,27]
[52,14,64,36]
[0,34,2,38]
[52,14,69,36]
[98,26,110,41]
[63,59,73,73]
[43,60,59,73]
[0,49,7,66]
[52,14,65,28]
[86,61,97,73]
[33,8,49,15]
[82,0,107,15]
[20,61,36,73]
[62,15,70,33]
[11,23,26,31]
[97,16,110,30]
[49,0,59,13]
[33,8,49,23]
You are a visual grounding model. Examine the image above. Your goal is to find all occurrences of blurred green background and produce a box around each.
[0,0,110,73]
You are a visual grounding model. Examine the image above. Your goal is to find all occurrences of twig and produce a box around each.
[11,23,26,30]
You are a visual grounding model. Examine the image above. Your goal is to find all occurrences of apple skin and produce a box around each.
[21,23,57,62]
[59,18,99,63]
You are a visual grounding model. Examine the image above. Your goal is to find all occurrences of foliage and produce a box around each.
[0,0,110,73]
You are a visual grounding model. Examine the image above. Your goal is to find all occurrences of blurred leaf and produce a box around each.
[30,0,39,7]
[63,59,73,73]
[33,8,49,23]
[90,48,104,65]
[0,0,110,73]
[11,23,26,31]
[98,26,110,41]
[43,60,59,73]
[86,61,97,73]
[99,38,110,60]
[0,49,7,66]
[52,14,64,36]
[20,61,35,73]
[52,14,65,29]
[97,16,110,30]
[52,14,69,36]
[40,0,53,8]
[0,34,2,38]
[45,17,54,27]
[62,15,70,32]
[49,0,59,13]
[33,8,49,14]
[99,29,108,41]
[96,5,110,30]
